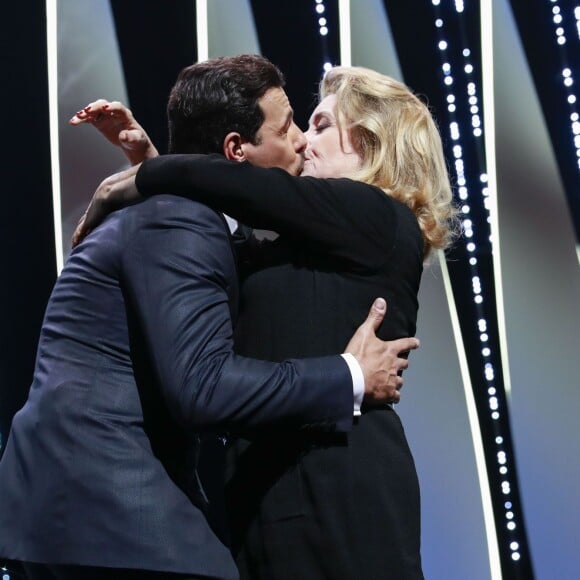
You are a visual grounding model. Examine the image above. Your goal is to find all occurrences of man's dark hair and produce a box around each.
[167,54,285,154]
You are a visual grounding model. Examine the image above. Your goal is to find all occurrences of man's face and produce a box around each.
[242,87,306,176]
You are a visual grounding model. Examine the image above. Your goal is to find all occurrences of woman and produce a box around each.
[75,66,456,580]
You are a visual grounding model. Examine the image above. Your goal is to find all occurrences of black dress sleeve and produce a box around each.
[136,154,400,270]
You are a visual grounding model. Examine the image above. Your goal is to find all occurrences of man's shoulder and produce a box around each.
[120,194,228,232]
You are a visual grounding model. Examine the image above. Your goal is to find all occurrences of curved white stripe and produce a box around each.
[439,250,502,580]
[46,0,63,274]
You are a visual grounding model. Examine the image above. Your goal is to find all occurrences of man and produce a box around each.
[0,56,417,580]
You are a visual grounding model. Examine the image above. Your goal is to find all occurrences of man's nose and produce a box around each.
[291,123,307,152]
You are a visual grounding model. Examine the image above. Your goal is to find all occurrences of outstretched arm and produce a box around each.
[70,99,158,165]
[73,154,403,267]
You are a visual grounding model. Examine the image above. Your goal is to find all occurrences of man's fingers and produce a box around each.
[391,336,420,355]
[363,297,387,333]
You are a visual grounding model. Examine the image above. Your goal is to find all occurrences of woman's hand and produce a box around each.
[70,99,158,165]
[72,165,142,248]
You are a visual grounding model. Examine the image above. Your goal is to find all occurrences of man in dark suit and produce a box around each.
[0,56,417,580]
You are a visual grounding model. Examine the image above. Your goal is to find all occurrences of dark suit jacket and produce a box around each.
[136,156,426,579]
[0,195,354,578]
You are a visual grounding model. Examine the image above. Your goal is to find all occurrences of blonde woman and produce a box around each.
[74,63,456,580]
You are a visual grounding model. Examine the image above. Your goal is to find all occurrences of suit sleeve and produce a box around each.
[135,154,399,270]
[120,195,353,432]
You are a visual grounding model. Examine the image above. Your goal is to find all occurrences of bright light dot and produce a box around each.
[473,128,482,137]
[463,48,471,57]
[459,187,468,199]
[489,397,498,410]
[475,295,483,304]
[573,122,580,134]
[558,36,566,45]
[506,511,514,520]
[319,17,327,26]
[562,69,571,78]
[554,14,563,24]
[469,257,477,265]
[572,113,579,121]
[465,64,473,74]
[447,94,456,103]
[552,5,560,13]
[492,411,500,419]
[568,95,577,104]
[455,0,465,13]
[556,27,564,35]
[480,173,488,182]
[448,104,456,113]
[564,78,573,87]
[467,242,476,252]
[480,333,488,342]
[510,542,520,551]
[507,522,516,530]
[512,553,521,561]
[470,105,479,114]
[500,466,508,474]
[505,501,512,508]
[323,62,332,72]
[443,62,451,73]
[316,4,325,13]
[462,205,470,214]
[432,0,441,5]
[450,122,460,139]
[496,436,504,444]
[319,26,328,36]
[444,76,453,86]
[439,40,448,50]
[453,145,463,158]
[488,387,496,395]
[482,347,491,356]
[435,18,443,28]
[467,82,476,94]
[469,96,478,105]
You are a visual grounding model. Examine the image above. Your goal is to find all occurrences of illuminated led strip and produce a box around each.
[438,250,501,580]
[314,0,333,72]
[46,0,63,274]
[548,0,580,171]
[196,0,208,62]
[338,0,351,66]
[480,0,512,405]
[431,0,524,568]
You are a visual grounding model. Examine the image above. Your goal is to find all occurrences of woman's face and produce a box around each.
[301,94,362,178]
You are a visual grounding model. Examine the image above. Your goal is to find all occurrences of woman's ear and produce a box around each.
[223,132,248,162]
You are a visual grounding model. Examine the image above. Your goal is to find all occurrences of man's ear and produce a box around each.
[223,132,248,162]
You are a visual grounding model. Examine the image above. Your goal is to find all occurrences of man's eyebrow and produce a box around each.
[278,109,293,132]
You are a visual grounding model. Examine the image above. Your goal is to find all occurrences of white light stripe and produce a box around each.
[338,0,351,66]
[439,249,502,580]
[480,0,513,399]
[46,0,63,274]
[196,0,208,62]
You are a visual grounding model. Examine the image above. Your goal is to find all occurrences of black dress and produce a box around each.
[137,155,425,580]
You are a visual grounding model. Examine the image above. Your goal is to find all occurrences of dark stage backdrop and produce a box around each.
[1,2,578,579]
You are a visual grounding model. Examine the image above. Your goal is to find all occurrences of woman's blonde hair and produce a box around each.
[320,66,458,256]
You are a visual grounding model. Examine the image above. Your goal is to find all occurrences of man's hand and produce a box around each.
[345,298,419,404]
[70,99,158,165]
[71,165,141,248]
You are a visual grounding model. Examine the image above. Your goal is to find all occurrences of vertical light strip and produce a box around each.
[196,0,208,62]
[480,0,512,398]
[46,0,63,274]
[438,250,502,580]
[338,0,351,66]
